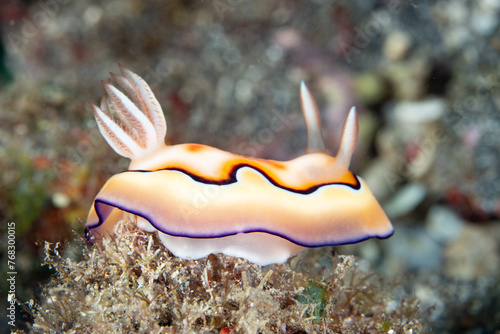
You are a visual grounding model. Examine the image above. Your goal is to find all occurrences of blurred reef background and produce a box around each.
[0,0,499,332]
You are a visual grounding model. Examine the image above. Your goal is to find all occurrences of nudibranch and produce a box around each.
[85,65,393,266]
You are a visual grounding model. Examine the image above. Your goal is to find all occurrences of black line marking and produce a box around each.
[128,163,361,194]
[87,197,394,247]
[85,164,368,244]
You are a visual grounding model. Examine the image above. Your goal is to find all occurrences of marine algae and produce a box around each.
[26,220,424,333]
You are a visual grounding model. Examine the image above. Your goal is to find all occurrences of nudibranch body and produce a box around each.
[86,65,393,265]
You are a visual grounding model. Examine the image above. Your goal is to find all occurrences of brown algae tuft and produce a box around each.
[27,220,424,333]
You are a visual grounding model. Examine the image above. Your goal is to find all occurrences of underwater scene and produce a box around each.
[0,0,499,333]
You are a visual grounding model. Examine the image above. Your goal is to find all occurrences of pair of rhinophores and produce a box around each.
[85,65,393,266]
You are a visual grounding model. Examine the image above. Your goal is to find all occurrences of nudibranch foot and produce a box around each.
[86,65,393,266]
